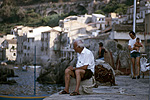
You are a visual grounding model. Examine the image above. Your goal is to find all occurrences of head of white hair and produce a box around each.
[74,38,84,48]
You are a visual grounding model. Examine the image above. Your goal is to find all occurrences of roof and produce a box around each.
[6,39,17,44]
[53,26,63,32]
[92,14,105,18]
[0,38,5,44]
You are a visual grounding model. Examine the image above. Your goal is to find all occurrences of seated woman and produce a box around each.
[98,42,107,60]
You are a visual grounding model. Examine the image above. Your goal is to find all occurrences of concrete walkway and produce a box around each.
[44,75,149,100]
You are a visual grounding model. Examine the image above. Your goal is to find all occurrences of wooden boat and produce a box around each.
[0,95,48,100]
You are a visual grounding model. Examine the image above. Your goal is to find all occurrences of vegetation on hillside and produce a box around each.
[95,0,133,15]
[0,0,134,35]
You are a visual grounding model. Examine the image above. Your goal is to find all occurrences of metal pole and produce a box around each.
[133,0,137,32]
[149,69,150,100]
[34,46,36,95]
[131,0,137,77]
[131,0,136,76]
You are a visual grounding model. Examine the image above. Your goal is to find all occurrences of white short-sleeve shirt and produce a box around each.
[76,47,95,74]
[128,37,141,53]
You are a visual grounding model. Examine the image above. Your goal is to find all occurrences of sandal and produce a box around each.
[59,90,69,94]
[132,76,136,79]
[137,75,140,79]
[70,91,80,96]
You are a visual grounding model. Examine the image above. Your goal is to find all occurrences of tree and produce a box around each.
[0,5,19,22]
[115,4,127,15]
[16,7,26,20]
[0,0,20,22]
[94,10,105,15]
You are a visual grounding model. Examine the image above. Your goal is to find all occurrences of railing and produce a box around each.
[61,48,75,60]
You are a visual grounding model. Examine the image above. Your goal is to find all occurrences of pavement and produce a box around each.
[44,75,150,100]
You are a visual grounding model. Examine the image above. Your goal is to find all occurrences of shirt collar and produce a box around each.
[80,47,86,54]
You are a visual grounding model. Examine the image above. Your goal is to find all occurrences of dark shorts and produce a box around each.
[130,52,140,58]
[73,69,93,81]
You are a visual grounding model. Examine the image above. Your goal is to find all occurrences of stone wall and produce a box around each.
[114,24,145,32]
[22,0,104,16]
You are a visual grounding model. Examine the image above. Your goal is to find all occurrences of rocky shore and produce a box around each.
[0,65,18,85]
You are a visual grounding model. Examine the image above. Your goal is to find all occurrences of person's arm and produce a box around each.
[104,48,107,53]
[68,65,88,71]
[134,43,137,47]
[73,65,88,70]
[128,45,133,51]
[128,40,133,51]
[136,43,143,47]
[99,47,101,57]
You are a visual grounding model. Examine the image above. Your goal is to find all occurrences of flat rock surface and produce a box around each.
[44,75,149,100]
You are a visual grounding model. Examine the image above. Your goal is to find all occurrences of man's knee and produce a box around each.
[65,68,71,74]
[75,70,80,75]
[75,70,84,76]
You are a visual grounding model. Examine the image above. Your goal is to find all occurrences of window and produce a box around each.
[11,46,15,50]
[28,47,30,50]
[24,46,26,49]
[29,30,33,33]
[13,53,16,56]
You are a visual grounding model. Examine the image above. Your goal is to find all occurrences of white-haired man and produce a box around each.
[59,40,95,96]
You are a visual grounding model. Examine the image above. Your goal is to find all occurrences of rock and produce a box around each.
[69,77,94,94]
[114,70,124,75]
[37,57,74,84]
[0,66,17,84]
[7,79,17,85]
[0,75,7,82]
[0,67,15,77]
[105,40,131,73]
[1,62,7,65]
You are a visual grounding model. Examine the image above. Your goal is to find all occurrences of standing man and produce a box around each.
[128,31,142,79]
[59,39,95,96]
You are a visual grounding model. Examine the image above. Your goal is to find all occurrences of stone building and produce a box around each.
[145,13,150,62]
[16,35,27,64]
[22,26,52,64]
[0,38,6,61]
[92,14,106,30]
[2,39,17,61]
[126,0,150,24]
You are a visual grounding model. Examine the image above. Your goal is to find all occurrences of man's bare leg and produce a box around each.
[74,69,85,93]
[64,68,74,93]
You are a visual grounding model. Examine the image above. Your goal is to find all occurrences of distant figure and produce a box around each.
[22,65,28,71]
[98,42,107,60]
[128,31,143,79]
[59,39,95,96]
[133,37,143,52]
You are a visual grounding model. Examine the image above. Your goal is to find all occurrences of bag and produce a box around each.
[94,64,115,86]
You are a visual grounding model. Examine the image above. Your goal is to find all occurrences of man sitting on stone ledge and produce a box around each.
[59,39,95,96]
